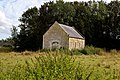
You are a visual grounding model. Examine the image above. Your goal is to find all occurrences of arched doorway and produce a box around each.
[51,41,60,49]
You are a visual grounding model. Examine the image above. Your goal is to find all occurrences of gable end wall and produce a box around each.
[43,23,69,49]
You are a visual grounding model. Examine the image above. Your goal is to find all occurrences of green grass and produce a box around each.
[0,51,120,80]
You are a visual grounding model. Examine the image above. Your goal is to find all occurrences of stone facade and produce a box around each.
[69,38,85,50]
[43,21,85,50]
[43,22,69,49]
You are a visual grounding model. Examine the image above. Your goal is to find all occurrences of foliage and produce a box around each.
[11,26,18,50]
[36,46,105,55]
[0,52,120,79]
[38,46,104,55]
[110,49,119,54]
[70,49,82,55]
[12,0,120,51]
[80,46,103,55]
[0,47,13,53]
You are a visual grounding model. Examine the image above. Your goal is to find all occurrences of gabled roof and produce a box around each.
[56,22,84,39]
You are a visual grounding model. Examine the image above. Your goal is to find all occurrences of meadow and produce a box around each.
[0,49,120,80]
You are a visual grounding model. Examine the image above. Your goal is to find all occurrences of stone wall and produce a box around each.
[43,22,69,49]
[69,38,85,50]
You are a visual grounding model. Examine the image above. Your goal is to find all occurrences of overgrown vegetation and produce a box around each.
[0,50,120,79]
[38,46,119,55]
[0,47,13,53]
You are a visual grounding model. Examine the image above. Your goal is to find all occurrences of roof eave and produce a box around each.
[69,36,85,40]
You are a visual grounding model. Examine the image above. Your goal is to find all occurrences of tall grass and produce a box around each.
[0,52,120,80]
[1,53,82,79]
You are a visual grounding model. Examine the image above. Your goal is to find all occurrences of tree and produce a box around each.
[12,0,120,51]
[16,7,40,51]
[11,25,18,49]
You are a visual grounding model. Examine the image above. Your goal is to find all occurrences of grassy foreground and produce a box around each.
[0,51,120,80]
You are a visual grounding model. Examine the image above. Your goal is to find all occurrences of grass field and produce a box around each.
[0,51,120,80]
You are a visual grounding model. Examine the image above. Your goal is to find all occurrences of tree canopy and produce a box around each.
[12,0,120,51]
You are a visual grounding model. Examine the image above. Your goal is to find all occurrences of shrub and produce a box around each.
[80,49,87,55]
[110,49,118,54]
[0,47,13,53]
[80,46,103,55]
[24,54,78,79]
[38,46,104,55]
[58,47,71,55]
[58,46,104,55]
[70,49,83,55]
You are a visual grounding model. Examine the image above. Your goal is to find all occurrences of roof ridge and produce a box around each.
[58,23,70,35]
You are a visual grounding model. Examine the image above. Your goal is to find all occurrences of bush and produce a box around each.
[80,46,103,55]
[0,47,13,53]
[38,46,104,55]
[70,49,83,55]
[110,49,118,54]
[25,54,78,79]
[58,47,71,55]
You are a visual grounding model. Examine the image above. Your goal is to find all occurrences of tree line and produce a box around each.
[11,0,120,51]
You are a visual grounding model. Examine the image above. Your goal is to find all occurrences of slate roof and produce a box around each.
[58,23,84,39]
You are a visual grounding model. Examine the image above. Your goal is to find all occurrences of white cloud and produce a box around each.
[0,0,42,39]
[0,32,11,39]
[0,26,5,30]
[0,11,12,28]
[1,0,42,26]
[0,10,12,39]
[29,0,41,8]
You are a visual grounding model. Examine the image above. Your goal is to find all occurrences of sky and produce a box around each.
[0,0,112,40]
